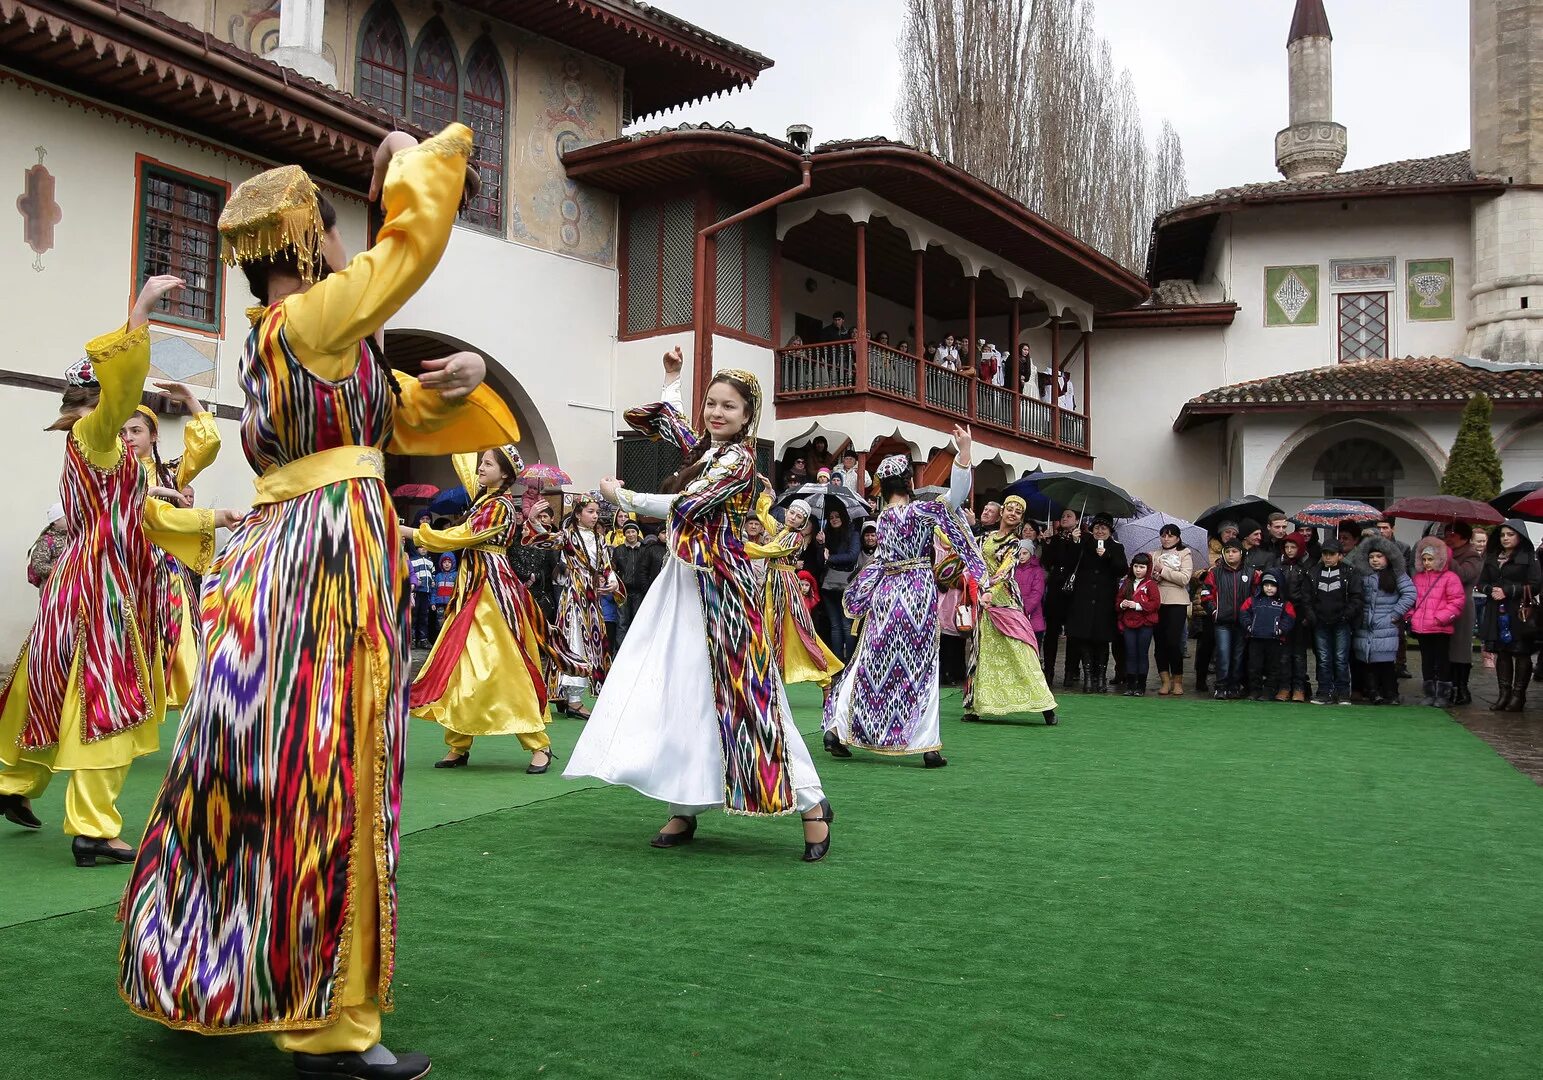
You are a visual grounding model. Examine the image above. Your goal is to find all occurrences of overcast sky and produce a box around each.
[640,0,1471,198]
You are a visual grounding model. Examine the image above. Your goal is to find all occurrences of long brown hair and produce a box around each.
[659,372,757,494]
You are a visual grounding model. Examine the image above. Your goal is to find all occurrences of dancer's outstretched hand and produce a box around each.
[952,423,973,468]
[598,477,622,504]
[663,346,684,377]
[213,508,245,530]
[131,275,184,329]
[153,380,204,415]
[419,351,485,402]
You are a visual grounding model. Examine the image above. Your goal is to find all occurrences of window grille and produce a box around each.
[1337,292,1389,361]
[462,42,506,231]
[137,164,223,330]
[357,7,407,119]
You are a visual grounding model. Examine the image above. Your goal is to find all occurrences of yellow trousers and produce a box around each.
[0,761,128,838]
[444,727,550,755]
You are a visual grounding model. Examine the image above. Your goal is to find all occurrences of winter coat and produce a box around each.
[1115,574,1161,631]
[1240,589,1296,641]
[1273,555,1312,617]
[1444,538,1484,663]
[1351,537,1416,663]
[1014,554,1047,632]
[613,539,665,599]
[1408,537,1466,636]
[1149,545,1195,606]
[1199,562,1252,625]
[1040,531,1081,605]
[1476,521,1543,654]
[1064,534,1128,642]
[1305,561,1363,628]
[1241,541,1279,584]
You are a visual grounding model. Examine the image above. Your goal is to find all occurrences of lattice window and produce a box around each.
[462,40,505,231]
[1338,291,1389,361]
[356,5,407,119]
[136,163,224,331]
[712,200,773,342]
[715,218,746,327]
[617,433,680,495]
[411,21,458,131]
[623,197,696,335]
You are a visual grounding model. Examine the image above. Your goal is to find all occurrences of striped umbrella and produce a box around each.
[1292,499,1381,526]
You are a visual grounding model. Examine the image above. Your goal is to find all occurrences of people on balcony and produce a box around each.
[1044,367,1077,410]
[934,332,961,370]
[1016,343,1036,393]
[817,309,850,343]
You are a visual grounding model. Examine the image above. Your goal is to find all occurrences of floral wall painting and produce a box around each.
[1406,258,1455,322]
[1329,257,1395,289]
[1265,265,1319,326]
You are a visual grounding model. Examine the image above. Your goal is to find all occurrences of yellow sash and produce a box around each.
[252,446,386,506]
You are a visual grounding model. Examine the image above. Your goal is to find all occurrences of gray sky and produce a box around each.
[641,0,1470,198]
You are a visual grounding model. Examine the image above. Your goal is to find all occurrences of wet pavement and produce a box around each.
[1447,660,1543,785]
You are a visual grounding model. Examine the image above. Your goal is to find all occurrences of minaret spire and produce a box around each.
[1275,0,1347,179]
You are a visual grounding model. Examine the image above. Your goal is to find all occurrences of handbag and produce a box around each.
[954,578,979,632]
[1518,585,1539,638]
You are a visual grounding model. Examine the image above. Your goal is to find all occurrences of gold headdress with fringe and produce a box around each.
[218,165,325,283]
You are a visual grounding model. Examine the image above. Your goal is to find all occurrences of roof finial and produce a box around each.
[1287,0,1332,45]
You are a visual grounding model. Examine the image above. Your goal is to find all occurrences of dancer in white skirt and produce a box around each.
[566,349,832,860]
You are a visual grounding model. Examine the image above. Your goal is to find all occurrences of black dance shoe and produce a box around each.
[293,1050,431,1080]
[822,730,853,758]
[649,815,697,848]
[801,798,834,863]
[432,753,469,770]
[0,793,41,830]
[72,835,134,867]
[922,751,948,768]
[526,749,557,775]
[1043,709,1058,726]
[960,712,980,722]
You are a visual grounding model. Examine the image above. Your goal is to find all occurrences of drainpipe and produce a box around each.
[692,158,813,415]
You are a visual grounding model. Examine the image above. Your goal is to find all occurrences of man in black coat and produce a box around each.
[1064,512,1128,693]
[1040,508,1083,689]
[612,521,664,644]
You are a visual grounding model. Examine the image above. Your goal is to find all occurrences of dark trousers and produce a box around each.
[822,590,853,660]
[1417,633,1452,683]
[940,634,966,685]
[1043,593,1077,682]
[1122,627,1153,678]
[1314,623,1352,697]
[411,594,436,645]
[1246,638,1284,695]
[1369,660,1398,701]
[1283,626,1309,692]
[1194,617,1214,688]
[1154,605,1187,675]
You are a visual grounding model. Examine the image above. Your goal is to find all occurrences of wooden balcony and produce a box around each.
[775,338,1090,457]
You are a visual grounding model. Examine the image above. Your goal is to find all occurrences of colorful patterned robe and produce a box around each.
[550,524,622,693]
[825,489,987,752]
[963,531,1058,716]
[121,123,519,1035]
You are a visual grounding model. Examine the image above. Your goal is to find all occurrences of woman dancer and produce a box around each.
[0,276,224,866]
[962,494,1058,724]
[823,433,984,767]
[121,125,518,1080]
[409,446,557,773]
[119,381,221,709]
[547,493,620,719]
[756,497,844,694]
[566,350,833,861]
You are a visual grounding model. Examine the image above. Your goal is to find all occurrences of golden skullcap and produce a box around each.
[218,165,325,283]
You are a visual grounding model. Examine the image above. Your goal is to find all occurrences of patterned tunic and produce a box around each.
[120,123,516,1034]
[963,531,1058,716]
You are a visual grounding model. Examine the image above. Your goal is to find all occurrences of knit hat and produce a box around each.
[1282,531,1309,549]
[1222,538,1244,553]
[622,521,640,535]
[1259,569,1280,588]
[1239,518,1262,538]
[1091,511,1115,529]
[1217,519,1238,536]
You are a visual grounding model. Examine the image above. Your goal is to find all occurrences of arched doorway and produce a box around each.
[1265,420,1441,517]
[383,329,553,520]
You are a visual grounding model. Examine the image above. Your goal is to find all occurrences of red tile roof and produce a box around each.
[1175,356,1543,431]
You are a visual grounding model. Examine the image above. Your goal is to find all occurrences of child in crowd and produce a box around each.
[1275,532,1313,701]
[1240,570,1296,701]
[601,589,621,654]
[797,569,821,612]
[1306,544,1362,705]
[1199,539,1252,699]
[1352,539,1417,705]
[409,543,435,648]
[1408,536,1466,706]
[1116,553,1161,695]
[433,552,458,628]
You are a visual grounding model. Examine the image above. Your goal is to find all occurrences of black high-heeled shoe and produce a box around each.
[802,799,834,862]
[960,712,980,722]
[293,1048,432,1080]
[0,793,42,830]
[73,835,134,867]
[923,750,948,768]
[1043,709,1058,726]
[526,749,558,775]
[822,730,852,758]
[649,815,697,848]
[433,753,469,769]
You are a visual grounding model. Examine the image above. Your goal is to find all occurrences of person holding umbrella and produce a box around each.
[1065,512,1128,693]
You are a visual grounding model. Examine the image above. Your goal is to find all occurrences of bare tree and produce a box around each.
[897,0,1188,273]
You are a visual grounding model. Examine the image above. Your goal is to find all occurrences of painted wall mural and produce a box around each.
[16,147,60,272]
[1265,265,1320,326]
[1406,258,1455,322]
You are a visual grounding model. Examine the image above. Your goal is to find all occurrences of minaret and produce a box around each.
[1465,0,1543,365]
[1274,0,1348,180]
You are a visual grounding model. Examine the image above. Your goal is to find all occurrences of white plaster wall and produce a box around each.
[1208,197,1473,382]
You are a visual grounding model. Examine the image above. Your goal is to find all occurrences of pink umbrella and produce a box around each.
[391,483,440,500]
[1385,495,1504,526]
[519,463,572,490]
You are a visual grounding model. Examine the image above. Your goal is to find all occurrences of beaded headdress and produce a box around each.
[706,368,761,444]
[1003,495,1027,513]
[493,444,524,475]
[218,165,326,283]
[787,499,813,520]
[875,454,912,480]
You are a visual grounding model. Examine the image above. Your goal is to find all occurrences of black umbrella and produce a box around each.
[1194,494,1282,535]
[774,482,869,522]
[1026,469,1138,518]
[1492,481,1543,521]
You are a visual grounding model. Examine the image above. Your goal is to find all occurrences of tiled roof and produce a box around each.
[1175,356,1543,431]
[1164,151,1483,221]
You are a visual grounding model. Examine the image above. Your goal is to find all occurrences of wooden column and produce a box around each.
[1050,319,1061,446]
[1009,297,1021,393]
[1081,328,1092,452]
[966,274,977,420]
[855,219,869,394]
[913,248,925,402]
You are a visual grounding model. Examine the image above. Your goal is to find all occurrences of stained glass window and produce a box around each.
[356,5,407,120]
[411,21,458,131]
[462,41,505,231]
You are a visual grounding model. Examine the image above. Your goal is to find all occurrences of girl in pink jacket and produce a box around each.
[1409,536,1467,707]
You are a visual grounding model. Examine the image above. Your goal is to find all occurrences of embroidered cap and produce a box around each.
[875,454,912,480]
[493,443,524,475]
[64,358,97,388]
[787,499,813,520]
[1003,495,1027,513]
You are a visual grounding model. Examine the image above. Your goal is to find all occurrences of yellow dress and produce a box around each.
[965,531,1057,717]
[748,494,843,689]
[143,411,220,710]
[410,485,552,755]
[0,323,216,838]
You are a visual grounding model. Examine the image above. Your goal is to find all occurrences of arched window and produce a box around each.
[356,4,407,120]
[462,40,506,230]
[411,20,459,131]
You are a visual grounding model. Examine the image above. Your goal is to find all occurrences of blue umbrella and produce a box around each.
[424,487,471,519]
[1002,470,1063,524]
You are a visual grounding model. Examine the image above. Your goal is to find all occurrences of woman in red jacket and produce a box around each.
[1409,535,1467,707]
[1116,553,1162,695]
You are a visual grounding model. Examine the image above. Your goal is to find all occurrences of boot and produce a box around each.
[1434,681,1453,707]
[1157,672,1172,696]
[1418,680,1436,707]
[1492,655,1515,712]
[1290,689,1306,703]
[1094,667,1109,695]
[1506,661,1529,713]
[1171,675,1184,698]
[1273,688,1290,702]
[1454,665,1472,706]
[1079,660,1092,694]
[1133,676,1146,697]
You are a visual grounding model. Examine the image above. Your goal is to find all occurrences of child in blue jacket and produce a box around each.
[1240,569,1297,702]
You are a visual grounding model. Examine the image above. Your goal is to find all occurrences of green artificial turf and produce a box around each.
[3,686,1542,1079]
